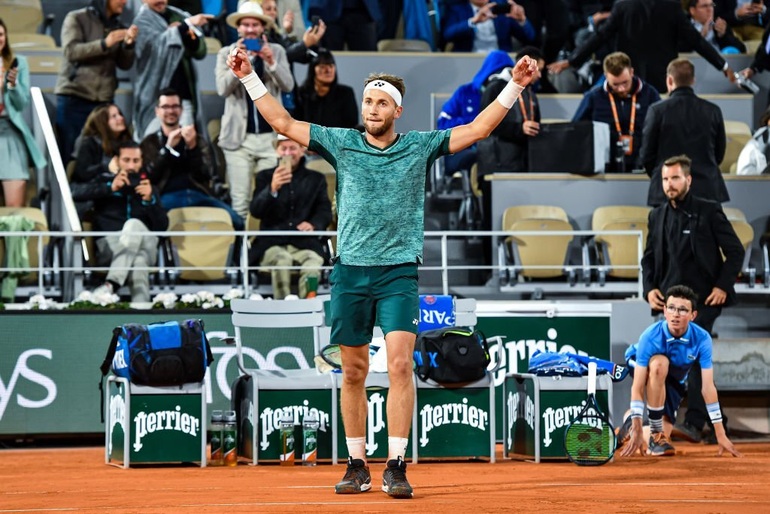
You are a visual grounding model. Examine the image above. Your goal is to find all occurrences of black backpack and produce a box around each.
[414,327,490,384]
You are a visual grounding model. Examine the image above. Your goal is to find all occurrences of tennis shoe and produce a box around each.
[671,421,702,443]
[615,416,634,448]
[382,456,413,499]
[648,432,676,456]
[335,457,371,494]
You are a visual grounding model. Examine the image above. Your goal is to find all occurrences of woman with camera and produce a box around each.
[0,19,46,207]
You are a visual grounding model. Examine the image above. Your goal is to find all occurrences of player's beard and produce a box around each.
[364,116,394,137]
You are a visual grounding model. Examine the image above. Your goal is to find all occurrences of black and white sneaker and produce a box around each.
[335,457,371,494]
[382,456,413,499]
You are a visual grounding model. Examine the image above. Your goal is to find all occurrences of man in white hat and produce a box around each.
[227,43,537,499]
[215,1,294,219]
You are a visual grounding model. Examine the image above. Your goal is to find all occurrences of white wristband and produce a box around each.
[496,80,525,109]
[239,71,268,101]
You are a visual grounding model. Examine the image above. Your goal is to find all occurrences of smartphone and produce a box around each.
[490,3,512,15]
[311,15,321,28]
[10,57,18,69]
[280,156,293,169]
[243,38,262,52]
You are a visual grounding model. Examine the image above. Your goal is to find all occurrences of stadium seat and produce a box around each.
[166,206,237,283]
[204,36,222,54]
[722,206,756,284]
[377,38,432,52]
[0,0,44,34]
[9,32,56,50]
[25,54,61,74]
[498,205,575,284]
[591,205,651,282]
[722,121,753,173]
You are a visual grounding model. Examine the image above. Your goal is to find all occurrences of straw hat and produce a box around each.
[226,1,275,30]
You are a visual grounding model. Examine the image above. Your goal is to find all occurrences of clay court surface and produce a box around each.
[2,442,770,513]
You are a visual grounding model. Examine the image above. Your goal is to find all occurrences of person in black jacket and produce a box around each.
[249,135,332,299]
[548,0,735,93]
[71,141,169,302]
[140,88,244,230]
[294,49,359,129]
[642,154,744,445]
[639,58,728,206]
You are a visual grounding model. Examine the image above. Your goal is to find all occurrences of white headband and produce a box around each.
[363,79,402,107]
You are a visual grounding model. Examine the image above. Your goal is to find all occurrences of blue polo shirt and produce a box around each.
[625,320,713,384]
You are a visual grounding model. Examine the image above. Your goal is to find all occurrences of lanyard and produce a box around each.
[518,92,534,122]
[608,92,636,136]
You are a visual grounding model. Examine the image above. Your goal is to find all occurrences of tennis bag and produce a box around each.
[414,326,490,384]
[100,319,213,386]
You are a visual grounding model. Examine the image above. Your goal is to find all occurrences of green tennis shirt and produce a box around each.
[309,124,451,266]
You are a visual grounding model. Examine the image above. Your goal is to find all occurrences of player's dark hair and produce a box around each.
[665,285,698,311]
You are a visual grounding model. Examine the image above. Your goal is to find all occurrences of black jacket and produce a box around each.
[477,79,540,174]
[140,131,214,196]
[640,87,728,206]
[642,193,745,308]
[749,23,770,73]
[70,169,169,235]
[568,0,726,93]
[294,83,360,129]
[248,158,333,265]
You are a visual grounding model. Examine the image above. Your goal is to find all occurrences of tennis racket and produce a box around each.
[319,344,342,370]
[563,362,616,466]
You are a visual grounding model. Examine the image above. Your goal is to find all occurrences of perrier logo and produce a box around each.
[419,397,489,447]
[133,405,200,452]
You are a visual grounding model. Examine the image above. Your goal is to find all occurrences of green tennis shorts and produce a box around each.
[329,262,419,347]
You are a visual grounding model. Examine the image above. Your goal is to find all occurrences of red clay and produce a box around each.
[2,442,769,513]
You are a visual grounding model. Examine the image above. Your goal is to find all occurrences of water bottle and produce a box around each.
[279,414,295,465]
[302,411,320,466]
[734,72,760,95]
[222,410,238,467]
[209,410,224,466]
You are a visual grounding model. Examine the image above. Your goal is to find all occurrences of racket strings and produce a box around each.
[564,415,616,465]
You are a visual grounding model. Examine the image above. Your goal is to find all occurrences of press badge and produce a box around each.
[619,134,633,155]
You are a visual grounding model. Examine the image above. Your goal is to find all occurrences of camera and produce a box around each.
[123,172,145,193]
[243,38,262,52]
[490,3,512,15]
[734,72,760,95]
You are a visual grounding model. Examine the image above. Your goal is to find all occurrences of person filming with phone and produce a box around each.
[442,0,536,53]
[70,141,168,303]
[0,19,46,207]
[248,134,332,300]
[215,1,294,220]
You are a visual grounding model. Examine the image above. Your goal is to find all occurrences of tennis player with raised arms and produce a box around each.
[227,46,537,499]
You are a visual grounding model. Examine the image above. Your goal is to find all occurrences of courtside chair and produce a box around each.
[498,205,576,287]
[591,205,651,284]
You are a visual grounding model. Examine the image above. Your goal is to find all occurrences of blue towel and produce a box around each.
[418,294,454,332]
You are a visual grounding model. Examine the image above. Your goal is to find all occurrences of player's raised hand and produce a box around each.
[512,55,538,88]
[227,47,254,78]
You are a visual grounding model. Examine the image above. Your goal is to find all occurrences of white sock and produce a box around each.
[346,436,366,462]
[387,437,408,462]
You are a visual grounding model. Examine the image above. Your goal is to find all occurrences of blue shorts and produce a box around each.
[329,262,419,347]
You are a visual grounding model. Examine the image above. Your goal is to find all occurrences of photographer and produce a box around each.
[71,141,168,303]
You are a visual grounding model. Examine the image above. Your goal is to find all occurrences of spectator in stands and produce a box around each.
[548,0,735,93]
[736,106,770,174]
[684,0,746,54]
[516,0,570,63]
[56,0,137,164]
[618,284,741,458]
[0,21,46,207]
[566,0,614,51]
[436,49,514,180]
[140,88,244,229]
[215,1,294,219]
[131,0,211,139]
[249,135,332,299]
[295,49,359,129]
[738,21,770,89]
[442,0,536,53]
[639,58,728,206]
[306,0,381,51]
[716,0,767,42]
[71,141,169,302]
[478,46,543,175]
[259,0,327,114]
[71,103,133,184]
[640,155,744,447]
[572,52,661,172]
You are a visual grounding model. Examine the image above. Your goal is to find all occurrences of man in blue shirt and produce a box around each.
[619,285,741,458]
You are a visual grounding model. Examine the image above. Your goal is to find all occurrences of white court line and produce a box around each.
[0,501,447,513]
